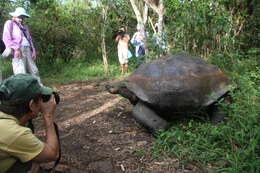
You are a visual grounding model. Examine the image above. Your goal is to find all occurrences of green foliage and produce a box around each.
[164,0,259,56]
[29,0,95,62]
[0,1,12,29]
[22,0,137,63]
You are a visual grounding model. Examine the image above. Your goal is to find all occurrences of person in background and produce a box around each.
[152,23,169,54]
[0,74,59,173]
[2,7,41,83]
[131,27,145,58]
[114,26,130,73]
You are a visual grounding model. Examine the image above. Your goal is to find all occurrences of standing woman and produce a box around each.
[2,7,41,82]
[115,26,130,73]
[131,28,145,58]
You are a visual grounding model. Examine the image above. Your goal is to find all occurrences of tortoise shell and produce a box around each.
[125,53,229,112]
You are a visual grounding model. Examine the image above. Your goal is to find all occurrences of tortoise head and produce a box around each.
[105,80,138,104]
[105,81,126,94]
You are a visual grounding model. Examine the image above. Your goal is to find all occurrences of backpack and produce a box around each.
[1,20,14,58]
[0,40,5,54]
[138,46,145,56]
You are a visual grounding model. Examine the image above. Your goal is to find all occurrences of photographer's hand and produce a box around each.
[32,95,59,163]
[40,95,56,121]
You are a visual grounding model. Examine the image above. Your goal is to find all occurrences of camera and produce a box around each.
[117,29,125,37]
[113,29,126,40]
[41,92,60,104]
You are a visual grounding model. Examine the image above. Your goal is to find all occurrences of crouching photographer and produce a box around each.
[0,74,60,173]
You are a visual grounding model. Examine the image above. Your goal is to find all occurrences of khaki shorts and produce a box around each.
[117,47,128,65]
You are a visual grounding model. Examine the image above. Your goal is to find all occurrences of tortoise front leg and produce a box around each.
[132,101,170,133]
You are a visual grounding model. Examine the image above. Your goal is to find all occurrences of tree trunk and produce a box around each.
[143,0,165,54]
[130,0,149,55]
[157,0,164,44]
[101,4,109,73]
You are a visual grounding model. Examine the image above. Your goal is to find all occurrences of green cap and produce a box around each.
[0,74,53,105]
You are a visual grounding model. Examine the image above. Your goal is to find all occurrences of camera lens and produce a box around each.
[41,92,60,105]
[41,95,51,102]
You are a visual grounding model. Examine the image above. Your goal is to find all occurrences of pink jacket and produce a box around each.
[2,20,36,58]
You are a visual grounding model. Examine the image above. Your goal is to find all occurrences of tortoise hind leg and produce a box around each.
[132,101,170,133]
[207,104,226,124]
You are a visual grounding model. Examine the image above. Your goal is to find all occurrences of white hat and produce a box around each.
[9,7,30,18]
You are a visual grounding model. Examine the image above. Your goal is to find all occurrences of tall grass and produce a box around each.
[38,54,139,85]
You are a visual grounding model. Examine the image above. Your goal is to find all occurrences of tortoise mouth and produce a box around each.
[105,81,127,94]
[106,86,119,94]
[105,84,119,94]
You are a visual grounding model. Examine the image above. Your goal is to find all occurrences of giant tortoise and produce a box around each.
[106,53,230,132]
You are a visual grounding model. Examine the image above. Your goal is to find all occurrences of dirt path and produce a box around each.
[35,81,201,173]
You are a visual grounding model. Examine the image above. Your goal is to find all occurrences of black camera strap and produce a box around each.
[35,121,62,172]
[41,122,61,172]
[24,120,61,172]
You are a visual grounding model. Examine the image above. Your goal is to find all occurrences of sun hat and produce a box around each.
[9,7,30,18]
[0,74,53,105]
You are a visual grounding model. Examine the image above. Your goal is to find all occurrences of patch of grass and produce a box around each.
[38,56,137,86]
[133,148,150,156]
[1,59,13,79]
[1,55,138,85]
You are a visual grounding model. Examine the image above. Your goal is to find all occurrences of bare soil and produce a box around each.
[35,80,203,173]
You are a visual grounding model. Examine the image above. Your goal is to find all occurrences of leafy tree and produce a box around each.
[164,0,259,56]
[0,1,15,33]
